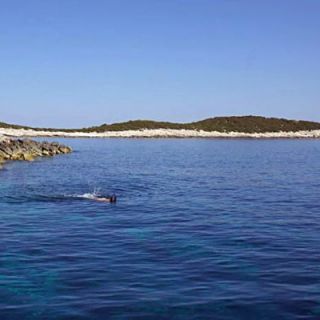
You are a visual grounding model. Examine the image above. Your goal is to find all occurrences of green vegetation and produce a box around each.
[0,121,25,129]
[78,116,320,133]
[187,116,320,133]
[1,116,320,133]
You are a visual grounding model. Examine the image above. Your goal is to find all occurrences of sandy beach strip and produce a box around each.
[1,127,320,139]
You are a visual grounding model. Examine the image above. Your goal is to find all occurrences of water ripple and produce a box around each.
[1,139,320,319]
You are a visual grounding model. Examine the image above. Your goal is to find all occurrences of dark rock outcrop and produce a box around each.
[0,138,72,168]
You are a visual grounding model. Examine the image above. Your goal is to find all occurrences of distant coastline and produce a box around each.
[1,116,320,139]
[1,127,320,139]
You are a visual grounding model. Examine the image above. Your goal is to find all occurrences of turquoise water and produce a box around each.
[1,138,320,319]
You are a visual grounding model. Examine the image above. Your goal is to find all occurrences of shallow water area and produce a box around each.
[1,138,320,319]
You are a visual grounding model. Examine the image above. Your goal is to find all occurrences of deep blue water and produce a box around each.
[1,138,320,320]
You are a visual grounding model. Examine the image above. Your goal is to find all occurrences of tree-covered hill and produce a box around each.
[1,116,320,133]
[83,116,320,133]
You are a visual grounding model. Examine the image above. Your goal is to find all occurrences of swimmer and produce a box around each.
[93,194,117,203]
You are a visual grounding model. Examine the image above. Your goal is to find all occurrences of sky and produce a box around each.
[0,0,319,128]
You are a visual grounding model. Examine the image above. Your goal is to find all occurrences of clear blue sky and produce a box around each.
[0,0,319,128]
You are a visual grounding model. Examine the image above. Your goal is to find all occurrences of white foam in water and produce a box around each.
[78,193,96,199]
[71,188,103,200]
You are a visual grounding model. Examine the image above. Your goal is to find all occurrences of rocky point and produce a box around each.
[0,137,72,168]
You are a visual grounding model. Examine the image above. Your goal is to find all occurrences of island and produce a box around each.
[1,116,320,138]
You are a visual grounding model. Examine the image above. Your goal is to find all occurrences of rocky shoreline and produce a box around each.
[1,127,320,139]
[0,138,72,168]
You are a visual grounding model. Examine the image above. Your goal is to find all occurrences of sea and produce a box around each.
[0,138,320,320]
